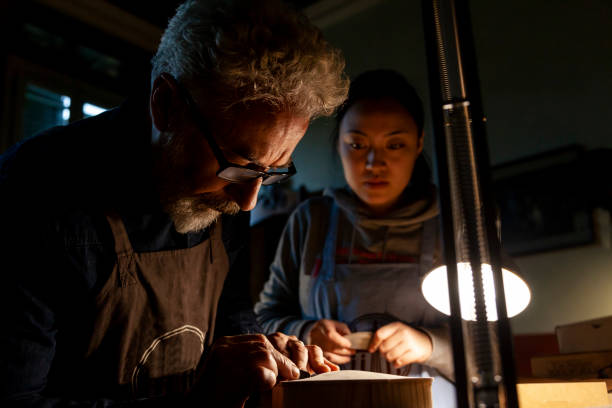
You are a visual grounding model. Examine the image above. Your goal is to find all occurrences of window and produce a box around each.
[21,84,110,141]
[22,84,70,140]
[82,102,107,118]
[1,56,122,151]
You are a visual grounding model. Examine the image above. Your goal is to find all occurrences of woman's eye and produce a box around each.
[388,143,405,150]
[349,142,365,150]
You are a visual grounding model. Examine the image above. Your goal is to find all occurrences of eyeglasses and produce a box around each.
[170,74,297,186]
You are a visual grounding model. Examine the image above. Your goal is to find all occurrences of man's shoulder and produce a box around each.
[0,103,150,212]
[0,109,120,186]
[0,125,69,183]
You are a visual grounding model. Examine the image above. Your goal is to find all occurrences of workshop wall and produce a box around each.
[513,244,612,334]
[293,0,612,188]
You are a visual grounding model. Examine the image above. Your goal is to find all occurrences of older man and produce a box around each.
[0,0,348,406]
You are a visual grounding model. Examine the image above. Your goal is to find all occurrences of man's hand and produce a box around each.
[267,332,339,374]
[367,322,433,368]
[307,319,355,365]
[193,334,302,408]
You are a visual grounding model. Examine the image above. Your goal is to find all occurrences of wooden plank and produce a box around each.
[519,377,612,392]
[517,381,608,408]
[556,315,612,354]
[531,350,612,378]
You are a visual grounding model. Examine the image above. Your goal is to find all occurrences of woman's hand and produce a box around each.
[307,319,355,364]
[368,322,433,368]
[267,332,339,374]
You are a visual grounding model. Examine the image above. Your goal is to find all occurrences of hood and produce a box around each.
[323,184,439,260]
[324,184,439,229]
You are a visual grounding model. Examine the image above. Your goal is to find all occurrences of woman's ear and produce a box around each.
[417,130,425,154]
[150,73,182,132]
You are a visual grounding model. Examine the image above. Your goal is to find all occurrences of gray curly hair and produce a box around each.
[152,0,348,118]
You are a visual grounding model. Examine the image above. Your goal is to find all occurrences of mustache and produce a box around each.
[163,193,240,234]
[166,191,240,216]
[190,192,240,215]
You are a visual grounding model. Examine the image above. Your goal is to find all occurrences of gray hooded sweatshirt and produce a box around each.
[255,185,453,379]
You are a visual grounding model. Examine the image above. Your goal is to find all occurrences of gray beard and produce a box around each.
[155,130,240,234]
[164,193,240,234]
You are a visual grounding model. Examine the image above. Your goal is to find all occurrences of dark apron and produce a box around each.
[83,213,229,399]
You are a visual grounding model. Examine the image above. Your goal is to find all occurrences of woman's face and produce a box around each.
[338,98,423,214]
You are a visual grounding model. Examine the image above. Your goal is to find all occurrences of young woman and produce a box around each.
[255,70,455,406]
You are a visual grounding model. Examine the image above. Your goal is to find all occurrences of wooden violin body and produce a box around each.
[262,370,433,408]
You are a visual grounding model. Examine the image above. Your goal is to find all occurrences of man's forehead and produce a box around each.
[225,137,295,168]
[214,106,309,167]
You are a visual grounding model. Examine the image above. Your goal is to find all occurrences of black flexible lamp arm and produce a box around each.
[422,0,519,407]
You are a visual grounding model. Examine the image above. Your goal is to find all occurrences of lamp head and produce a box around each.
[421,262,531,321]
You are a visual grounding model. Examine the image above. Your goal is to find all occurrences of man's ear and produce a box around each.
[150,73,182,132]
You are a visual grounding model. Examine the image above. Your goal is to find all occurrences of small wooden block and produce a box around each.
[344,332,373,350]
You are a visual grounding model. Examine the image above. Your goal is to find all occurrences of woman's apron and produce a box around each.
[81,213,229,399]
[309,203,456,407]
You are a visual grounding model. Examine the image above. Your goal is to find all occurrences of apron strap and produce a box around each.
[105,213,136,255]
[208,220,224,266]
[418,217,438,276]
[309,201,340,318]
[105,212,137,287]
[321,202,340,278]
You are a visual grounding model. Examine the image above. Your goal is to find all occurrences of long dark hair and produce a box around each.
[332,69,432,196]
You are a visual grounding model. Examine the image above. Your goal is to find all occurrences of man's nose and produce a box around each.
[225,178,263,211]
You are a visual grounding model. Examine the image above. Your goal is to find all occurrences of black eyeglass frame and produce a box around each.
[167,74,297,185]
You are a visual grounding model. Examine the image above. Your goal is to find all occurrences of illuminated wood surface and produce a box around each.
[262,370,432,408]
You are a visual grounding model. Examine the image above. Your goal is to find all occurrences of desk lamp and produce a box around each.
[421,0,525,406]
